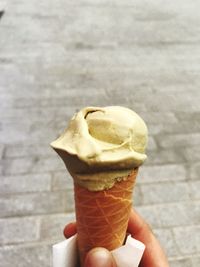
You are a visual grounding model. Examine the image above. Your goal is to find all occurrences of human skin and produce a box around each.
[64,209,169,267]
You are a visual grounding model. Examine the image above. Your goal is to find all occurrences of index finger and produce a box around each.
[128,209,169,267]
[128,209,153,242]
[63,222,77,238]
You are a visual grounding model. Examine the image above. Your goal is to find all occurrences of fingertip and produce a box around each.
[127,209,150,237]
[84,248,116,267]
[63,222,77,238]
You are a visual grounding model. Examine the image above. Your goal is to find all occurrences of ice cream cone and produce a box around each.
[51,106,148,266]
[74,168,138,266]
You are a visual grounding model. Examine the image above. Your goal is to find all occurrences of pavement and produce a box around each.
[0,0,200,266]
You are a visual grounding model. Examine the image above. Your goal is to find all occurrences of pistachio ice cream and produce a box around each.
[51,106,148,191]
[51,106,148,266]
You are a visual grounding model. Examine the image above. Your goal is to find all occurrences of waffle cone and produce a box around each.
[74,168,138,266]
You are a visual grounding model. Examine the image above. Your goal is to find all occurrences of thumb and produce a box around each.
[84,247,117,267]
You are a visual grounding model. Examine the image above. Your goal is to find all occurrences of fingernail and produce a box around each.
[84,248,115,267]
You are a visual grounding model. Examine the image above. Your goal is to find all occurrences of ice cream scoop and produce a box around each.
[51,106,148,191]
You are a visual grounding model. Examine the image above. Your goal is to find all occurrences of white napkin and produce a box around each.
[53,235,145,267]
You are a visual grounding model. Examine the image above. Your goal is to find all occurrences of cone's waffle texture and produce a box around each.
[74,168,138,266]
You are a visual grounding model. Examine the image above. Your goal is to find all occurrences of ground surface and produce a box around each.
[0,0,200,266]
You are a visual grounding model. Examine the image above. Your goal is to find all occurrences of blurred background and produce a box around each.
[0,0,200,266]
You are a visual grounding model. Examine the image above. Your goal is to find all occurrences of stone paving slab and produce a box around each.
[0,0,200,266]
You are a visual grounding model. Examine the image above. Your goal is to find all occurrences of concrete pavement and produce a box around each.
[0,0,200,266]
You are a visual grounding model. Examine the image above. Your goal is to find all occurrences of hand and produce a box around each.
[64,222,116,267]
[127,209,170,267]
[64,209,169,267]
